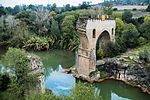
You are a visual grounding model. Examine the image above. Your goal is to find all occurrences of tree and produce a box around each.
[103,1,113,15]
[69,81,102,100]
[115,18,125,36]
[122,10,133,23]
[50,18,60,35]
[61,15,76,35]
[64,4,71,11]
[61,15,79,50]
[2,48,36,100]
[35,10,51,36]
[122,23,140,48]
[79,1,91,9]
[12,5,21,15]
[0,6,7,17]
[140,14,150,40]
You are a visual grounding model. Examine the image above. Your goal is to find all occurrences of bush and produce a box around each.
[97,48,107,59]
[26,81,102,100]
[97,42,122,59]
[70,81,101,100]
[122,23,139,48]
[138,37,146,45]
[103,42,121,57]
[23,36,49,51]
[112,12,122,19]
[122,10,133,23]
[139,49,150,63]
[132,8,137,11]
[113,8,118,11]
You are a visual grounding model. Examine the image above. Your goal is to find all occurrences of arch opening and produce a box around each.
[96,30,111,60]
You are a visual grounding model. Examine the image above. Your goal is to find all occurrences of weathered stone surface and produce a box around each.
[28,54,45,93]
[76,18,116,76]
[96,56,150,91]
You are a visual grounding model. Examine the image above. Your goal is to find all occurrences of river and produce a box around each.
[1,50,150,100]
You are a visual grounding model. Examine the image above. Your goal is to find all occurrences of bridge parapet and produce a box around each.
[76,15,114,32]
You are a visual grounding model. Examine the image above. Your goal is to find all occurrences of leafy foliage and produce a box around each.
[103,1,113,15]
[122,23,139,48]
[140,14,150,40]
[23,36,49,51]
[122,11,133,23]
[139,49,150,63]
[1,48,37,100]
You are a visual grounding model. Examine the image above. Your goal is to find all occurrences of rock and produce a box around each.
[28,53,45,93]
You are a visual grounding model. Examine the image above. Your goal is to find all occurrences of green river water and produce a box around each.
[33,50,150,100]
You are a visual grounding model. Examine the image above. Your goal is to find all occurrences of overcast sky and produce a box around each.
[0,0,103,7]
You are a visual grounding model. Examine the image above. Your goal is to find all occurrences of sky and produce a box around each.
[0,0,103,7]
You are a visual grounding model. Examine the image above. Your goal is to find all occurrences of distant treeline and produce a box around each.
[0,2,91,16]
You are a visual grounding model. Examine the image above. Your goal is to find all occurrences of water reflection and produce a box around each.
[44,65,75,96]
[95,79,150,100]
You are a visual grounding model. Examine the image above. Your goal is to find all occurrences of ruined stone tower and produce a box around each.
[76,16,116,76]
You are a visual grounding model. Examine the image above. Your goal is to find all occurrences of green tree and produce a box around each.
[2,48,36,100]
[61,15,76,35]
[12,5,21,15]
[103,1,113,15]
[115,18,125,36]
[69,81,101,100]
[122,23,140,48]
[61,15,79,50]
[0,6,7,17]
[122,10,133,23]
[140,15,150,40]
[50,18,60,35]
[64,4,72,11]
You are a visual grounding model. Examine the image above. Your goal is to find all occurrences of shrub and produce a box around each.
[23,36,49,51]
[122,23,139,48]
[112,12,122,19]
[26,81,102,100]
[113,8,118,11]
[122,10,133,23]
[69,81,101,100]
[132,8,137,11]
[138,37,146,45]
[97,48,107,59]
[103,42,121,57]
[97,42,122,59]
[139,49,150,63]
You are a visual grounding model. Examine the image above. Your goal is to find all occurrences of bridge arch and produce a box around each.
[96,30,111,50]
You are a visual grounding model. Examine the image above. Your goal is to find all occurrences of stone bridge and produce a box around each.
[76,16,116,76]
